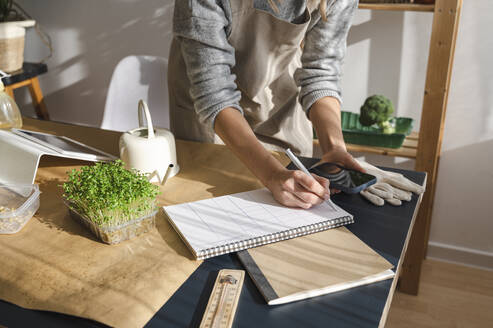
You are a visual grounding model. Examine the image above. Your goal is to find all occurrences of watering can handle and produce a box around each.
[138,100,155,139]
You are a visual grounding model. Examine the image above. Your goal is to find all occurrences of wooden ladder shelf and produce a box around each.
[354,0,463,295]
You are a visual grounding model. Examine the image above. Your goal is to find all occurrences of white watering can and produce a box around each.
[119,100,179,184]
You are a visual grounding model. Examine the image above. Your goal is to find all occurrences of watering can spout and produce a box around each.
[146,164,174,186]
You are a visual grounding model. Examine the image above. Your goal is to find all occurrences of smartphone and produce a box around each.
[309,162,376,194]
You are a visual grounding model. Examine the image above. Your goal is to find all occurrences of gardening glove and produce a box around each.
[356,159,425,206]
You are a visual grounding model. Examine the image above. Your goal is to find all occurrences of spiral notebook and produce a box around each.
[163,188,353,260]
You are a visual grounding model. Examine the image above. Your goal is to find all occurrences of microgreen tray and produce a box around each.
[65,201,158,245]
[341,111,413,149]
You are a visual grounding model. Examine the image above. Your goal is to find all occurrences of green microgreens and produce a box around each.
[62,160,160,227]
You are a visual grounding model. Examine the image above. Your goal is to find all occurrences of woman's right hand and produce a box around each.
[265,168,331,209]
[214,108,331,209]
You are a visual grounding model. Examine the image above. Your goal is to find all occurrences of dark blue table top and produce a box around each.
[0,162,425,328]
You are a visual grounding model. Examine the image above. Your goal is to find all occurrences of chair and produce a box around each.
[101,55,170,131]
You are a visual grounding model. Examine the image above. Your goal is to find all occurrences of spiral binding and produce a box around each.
[196,215,353,260]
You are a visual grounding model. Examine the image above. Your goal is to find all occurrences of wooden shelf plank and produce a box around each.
[406,131,419,140]
[402,131,419,148]
[402,137,418,149]
[314,132,419,158]
[358,3,435,12]
[346,143,417,158]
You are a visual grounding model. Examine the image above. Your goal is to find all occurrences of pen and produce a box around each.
[284,148,335,209]
[284,148,311,176]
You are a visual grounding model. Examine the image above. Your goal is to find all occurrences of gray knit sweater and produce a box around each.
[172,0,358,126]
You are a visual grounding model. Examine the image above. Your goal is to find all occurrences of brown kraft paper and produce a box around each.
[0,119,275,327]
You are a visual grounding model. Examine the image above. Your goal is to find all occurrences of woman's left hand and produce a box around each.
[316,147,365,194]
[319,146,365,173]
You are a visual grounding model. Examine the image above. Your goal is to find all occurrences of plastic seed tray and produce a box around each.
[341,111,414,149]
[0,183,40,234]
[64,201,158,245]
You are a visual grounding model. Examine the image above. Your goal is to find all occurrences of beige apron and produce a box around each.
[169,0,318,156]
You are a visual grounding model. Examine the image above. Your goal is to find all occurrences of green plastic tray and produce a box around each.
[340,111,413,149]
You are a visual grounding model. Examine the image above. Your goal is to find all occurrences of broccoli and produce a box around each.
[359,95,395,134]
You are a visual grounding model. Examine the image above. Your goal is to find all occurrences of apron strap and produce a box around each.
[230,0,318,14]
[307,0,321,13]
[229,0,252,14]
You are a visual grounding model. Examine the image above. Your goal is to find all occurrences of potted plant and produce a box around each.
[0,0,35,72]
[63,160,161,244]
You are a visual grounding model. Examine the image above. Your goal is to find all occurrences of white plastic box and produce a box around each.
[0,183,40,234]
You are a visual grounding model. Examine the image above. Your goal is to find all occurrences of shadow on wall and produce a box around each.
[444,0,493,148]
[17,0,174,127]
[429,138,493,252]
[347,10,404,116]
[136,56,170,130]
[101,55,170,131]
[19,1,410,129]
[344,10,415,170]
[476,21,493,137]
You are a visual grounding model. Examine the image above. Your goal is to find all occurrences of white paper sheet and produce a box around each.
[164,188,353,257]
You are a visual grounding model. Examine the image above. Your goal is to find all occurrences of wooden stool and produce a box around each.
[3,62,50,120]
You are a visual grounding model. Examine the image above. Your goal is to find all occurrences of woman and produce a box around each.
[168,0,363,208]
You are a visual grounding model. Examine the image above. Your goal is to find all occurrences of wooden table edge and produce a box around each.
[378,173,427,328]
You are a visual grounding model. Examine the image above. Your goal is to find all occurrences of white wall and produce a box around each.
[345,2,493,270]
[18,0,174,127]
[16,0,493,269]
[424,1,493,269]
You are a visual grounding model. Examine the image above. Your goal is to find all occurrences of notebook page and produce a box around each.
[163,188,351,255]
